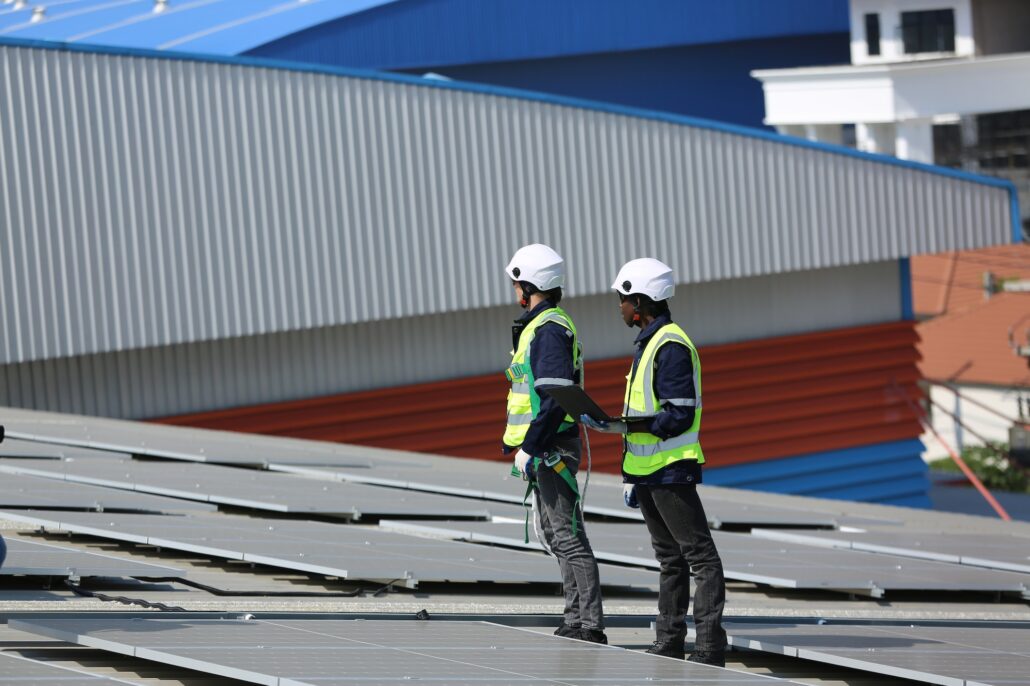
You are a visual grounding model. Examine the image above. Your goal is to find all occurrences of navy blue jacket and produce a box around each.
[624,314,703,486]
[505,300,579,457]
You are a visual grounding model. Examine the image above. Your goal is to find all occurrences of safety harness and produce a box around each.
[510,452,581,545]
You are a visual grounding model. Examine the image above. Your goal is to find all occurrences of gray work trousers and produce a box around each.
[532,438,605,631]
[636,483,726,652]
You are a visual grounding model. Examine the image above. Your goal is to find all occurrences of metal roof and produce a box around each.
[0,0,400,53]
[0,39,1019,367]
[0,0,847,63]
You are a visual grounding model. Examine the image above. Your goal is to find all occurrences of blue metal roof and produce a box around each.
[0,0,849,61]
[0,0,400,53]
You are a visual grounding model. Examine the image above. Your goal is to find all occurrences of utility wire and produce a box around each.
[890,379,1012,521]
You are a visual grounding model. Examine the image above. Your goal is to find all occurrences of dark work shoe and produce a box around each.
[645,640,685,659]
[553,622,581,638]
[687,650,726,667]
[577,628,608,644]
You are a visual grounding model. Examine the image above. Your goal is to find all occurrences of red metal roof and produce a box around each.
[158,321,923,473]
[918,292,1030,388]
[912,244,1030,318]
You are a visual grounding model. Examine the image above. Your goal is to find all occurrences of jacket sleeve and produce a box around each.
[648,342,697,440]
[521,323,577,456]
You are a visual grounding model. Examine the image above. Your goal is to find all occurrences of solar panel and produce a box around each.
[751,528,1030,573]
[2,407,374,467]
[10,618,785,685]
[0,653,144,685]
[1,538,183,578]
[379,520,1030,597]
[705,622,1030,686]
[0,472,215,513]
[0,510,657,588]
[0,458,514,520]
[274,463,857,528]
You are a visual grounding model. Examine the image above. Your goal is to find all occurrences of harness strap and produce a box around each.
[514,455,581,544]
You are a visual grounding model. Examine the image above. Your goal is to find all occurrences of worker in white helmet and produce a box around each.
[581,258,726,665]
[503,244,607,645]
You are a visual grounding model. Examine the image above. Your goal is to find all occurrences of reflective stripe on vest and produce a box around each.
[503,308,580,448]
[622,323,705,476]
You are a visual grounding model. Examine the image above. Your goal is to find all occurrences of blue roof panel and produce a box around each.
[0,0,848,60]
[0,0,400,53]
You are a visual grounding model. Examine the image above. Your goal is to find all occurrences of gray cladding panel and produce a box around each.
[2,264,910,420]
[379,520,1030,594]
[717,622,1030,686]
[751,528,1030,573]
[10,618,783,685]
[0,42,1014,367]
[0,472,215,512]
[0,510,654,587]
[0,457,507,519]
[0,653,142,685]
[1,538,183,578]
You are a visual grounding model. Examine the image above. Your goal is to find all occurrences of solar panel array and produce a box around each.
[3,405,1030,686]
[0,458,514,520]
[0,509,657,588]
[10,618,786,686]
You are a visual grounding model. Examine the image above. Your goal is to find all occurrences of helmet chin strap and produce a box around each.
[626,295,641,328]
[519,281,538,309]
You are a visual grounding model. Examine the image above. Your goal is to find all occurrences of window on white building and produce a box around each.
[901,9,956,54]
[864,13,881,56]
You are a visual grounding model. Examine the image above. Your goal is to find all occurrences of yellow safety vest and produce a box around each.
[622,322,704,476]
[503,307,580,449]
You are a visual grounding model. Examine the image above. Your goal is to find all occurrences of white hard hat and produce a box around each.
[505,244,565,291]
[612,258,675,301]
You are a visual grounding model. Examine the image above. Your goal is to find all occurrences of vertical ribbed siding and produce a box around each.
[0,43,1014,366]
[0,261,901,419]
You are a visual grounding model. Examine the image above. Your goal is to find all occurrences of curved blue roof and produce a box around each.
[0,0,400,53]
[0,0,849,63]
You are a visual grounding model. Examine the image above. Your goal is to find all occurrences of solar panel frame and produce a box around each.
[0,437,129,460]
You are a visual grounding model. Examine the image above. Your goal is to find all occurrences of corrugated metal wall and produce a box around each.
[161,320,924,476]
[0,261,901,418]
[0,41,1015,367]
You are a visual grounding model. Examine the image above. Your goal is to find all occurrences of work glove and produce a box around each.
[580,414,628,434]
[514,448,534,480]
[623,484,639,509]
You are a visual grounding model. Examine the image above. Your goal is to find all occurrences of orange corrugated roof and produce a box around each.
[912,244,1030,318]
[917,292,1030,388]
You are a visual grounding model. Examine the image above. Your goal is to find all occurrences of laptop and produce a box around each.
[542,385,651,423]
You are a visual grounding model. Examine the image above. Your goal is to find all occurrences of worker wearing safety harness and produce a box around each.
[503,244,607,645]
[581,258,726,666]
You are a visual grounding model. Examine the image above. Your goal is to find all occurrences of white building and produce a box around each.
[753,0,1030,228]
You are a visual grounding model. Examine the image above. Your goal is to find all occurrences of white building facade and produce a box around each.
[754,0,1030,229]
